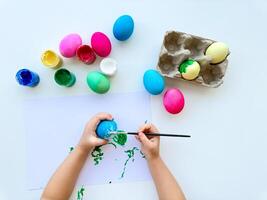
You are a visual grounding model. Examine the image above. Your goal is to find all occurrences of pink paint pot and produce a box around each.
[163,88,185,114]
[91,32,112,57]
[59,33,82,58]
[76,45,96,64]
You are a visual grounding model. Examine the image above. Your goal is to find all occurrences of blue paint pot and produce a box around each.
[96,120,117,139]
[16,69,40,87]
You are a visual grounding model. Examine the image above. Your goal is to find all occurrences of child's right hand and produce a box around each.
[136,123,160,161]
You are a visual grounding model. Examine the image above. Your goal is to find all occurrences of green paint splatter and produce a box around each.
[90,141,118,165]
[77,186,85,200]
[69,146,74,153]
[139,150,145,158]
[120,147,139,178]
[107,142,117,148]
[179,59,194,73]
[112,132,127,146]
[91,146,104,165]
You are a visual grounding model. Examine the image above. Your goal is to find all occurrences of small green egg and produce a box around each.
[87,71,110,94]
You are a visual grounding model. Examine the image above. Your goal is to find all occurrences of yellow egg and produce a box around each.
[179,59,200,80]
[41,50,61,68]
[205,42,229,64]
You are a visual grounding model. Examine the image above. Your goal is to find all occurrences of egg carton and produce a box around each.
[157,31,229,88]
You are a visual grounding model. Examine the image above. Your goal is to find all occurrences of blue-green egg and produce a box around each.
[96,120,118,139]
[143,69,165,95]
[87,71,110,94]
[113,15,134,41]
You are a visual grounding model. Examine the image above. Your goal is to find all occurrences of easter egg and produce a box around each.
[113,15,134,41]
[205,42,229,64]
[143,69,165,95]
[59,33,82,58]
[91,32,111,57]
[100,58,117,76]
[179,59,200,80]
[163,88,185,114]
[96,120,118,139]
[87,71,110,94]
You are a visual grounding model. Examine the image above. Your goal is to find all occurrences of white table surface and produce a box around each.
[1,0,267,199]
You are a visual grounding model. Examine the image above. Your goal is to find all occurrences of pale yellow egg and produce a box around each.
[179,59,200,80]
[205,42,229,64]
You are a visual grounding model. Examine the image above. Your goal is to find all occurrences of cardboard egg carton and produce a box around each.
[157,31,229,88]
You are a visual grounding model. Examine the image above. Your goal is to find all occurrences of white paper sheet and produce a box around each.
[23,92,152,190]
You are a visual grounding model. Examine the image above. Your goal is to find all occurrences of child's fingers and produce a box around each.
[150,135,160,144]
[138,123,151,133]
[135,135,141,142]
[138,123,159,134]
[95,112,113,121]
[138,132,151,146]
[95,138,108,146]
[148,124,159,133]
[91,112,113,129]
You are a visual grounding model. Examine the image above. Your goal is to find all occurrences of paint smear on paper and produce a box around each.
[112,131,127,146]
[91,146,104,165]
[120,147,139,178]
[77,186,85,200]
[69,146,74,153]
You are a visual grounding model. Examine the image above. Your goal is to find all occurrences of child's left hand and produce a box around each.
[77,112,113,153]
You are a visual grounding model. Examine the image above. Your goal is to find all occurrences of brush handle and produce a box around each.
[127,132,191,138]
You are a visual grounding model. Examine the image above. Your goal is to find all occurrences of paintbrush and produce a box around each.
[109,131,191,138]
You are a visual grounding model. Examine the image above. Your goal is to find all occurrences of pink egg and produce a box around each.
[91,32,111,57]
[59,33,82,58]
[163,88,185,114]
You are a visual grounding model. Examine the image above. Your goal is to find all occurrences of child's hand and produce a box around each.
[136,123,160,161]
[77,112,113,153]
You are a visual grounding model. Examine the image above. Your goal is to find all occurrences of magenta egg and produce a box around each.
[59,33,82,58]
[91,32,112,57]
[163,88,185,114]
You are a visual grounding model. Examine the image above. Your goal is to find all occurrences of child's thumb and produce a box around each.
[96,138,108,146]
[138,132,150,146]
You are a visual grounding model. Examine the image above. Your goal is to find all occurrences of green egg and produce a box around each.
[87,71,110,94]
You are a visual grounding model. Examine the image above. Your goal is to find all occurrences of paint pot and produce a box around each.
[76,45,96,64]
[96,120,118,139]
[41,50,62,68]
[15,69,40,87]
[54,68,76,87]
[100,58,117,76]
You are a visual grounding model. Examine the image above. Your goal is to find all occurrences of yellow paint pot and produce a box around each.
[41,50,62,68]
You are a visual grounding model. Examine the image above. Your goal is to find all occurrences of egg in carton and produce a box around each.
[157,31,230,88]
